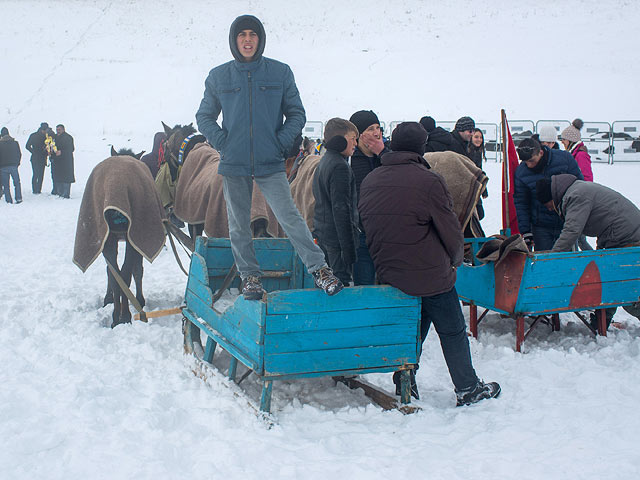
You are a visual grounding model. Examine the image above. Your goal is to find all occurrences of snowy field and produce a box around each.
[2,1,640,479]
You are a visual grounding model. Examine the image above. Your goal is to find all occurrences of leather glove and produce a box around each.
[523,232,534,251]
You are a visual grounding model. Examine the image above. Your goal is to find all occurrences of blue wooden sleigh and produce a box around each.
[457,238,640,351]
[181,237,421,414]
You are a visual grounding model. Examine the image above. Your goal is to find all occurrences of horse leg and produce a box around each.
[126,242,145,309]
[188,223,204,241]
[103,234,122,328]
[117,241,138,325]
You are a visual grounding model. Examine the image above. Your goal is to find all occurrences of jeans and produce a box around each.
[532,224,563,251]
[31,157,46,193]
[0,166,22,203]
[222,172,326,277]
[420,286,479,391]
[353,231,376,285]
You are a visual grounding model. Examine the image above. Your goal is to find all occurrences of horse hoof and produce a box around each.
[103,293,114,306]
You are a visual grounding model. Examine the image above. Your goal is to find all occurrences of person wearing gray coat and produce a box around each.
[536,174,640,252]
[536,173,640,327]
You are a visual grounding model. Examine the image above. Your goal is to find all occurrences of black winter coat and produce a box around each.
[0,135,22,167]
[358,151,463,297]
[450,130,470,158]
[53,132,75,183]
[350,146,387,201]
[26,130,47,162]
[514,146,583,234]
[425,127,455,153]
[312,149,358,265]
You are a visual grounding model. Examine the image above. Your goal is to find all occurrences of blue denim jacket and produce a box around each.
[196,56,306,177]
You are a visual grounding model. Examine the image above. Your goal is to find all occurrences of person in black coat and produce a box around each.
[348,110,388,285]
[514,137,584,251]
[0,127,23,203]
[25,122,49,194]
[419,115,455,153]
[312,118,359,285]
[450,116,475,159]
[358,122,501,405]
[53,124,75,198]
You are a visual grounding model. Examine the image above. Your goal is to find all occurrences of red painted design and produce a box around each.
[569,260,602,308]
[494,253,527,313]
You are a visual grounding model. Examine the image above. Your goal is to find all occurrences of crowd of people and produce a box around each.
[0,122,75,203]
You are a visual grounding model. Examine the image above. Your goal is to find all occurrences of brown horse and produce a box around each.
[158,122,282,240]
[73,148,166,328]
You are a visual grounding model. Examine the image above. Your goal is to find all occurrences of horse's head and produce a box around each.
[161,121,197,161]
[110,145,145,160]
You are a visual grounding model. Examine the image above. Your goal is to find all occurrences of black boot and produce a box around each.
[392,369,419,400]
[456,380,501,406]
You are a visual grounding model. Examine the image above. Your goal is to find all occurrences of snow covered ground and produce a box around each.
[2,1,640,479]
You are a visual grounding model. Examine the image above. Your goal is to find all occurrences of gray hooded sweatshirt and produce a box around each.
[550,174,640,252]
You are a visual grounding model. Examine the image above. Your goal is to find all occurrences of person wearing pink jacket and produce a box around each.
[561,118,593,182]
[561,118,594,250]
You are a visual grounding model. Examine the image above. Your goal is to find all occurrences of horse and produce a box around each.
[73,148,166,328]
[158,122,282,241]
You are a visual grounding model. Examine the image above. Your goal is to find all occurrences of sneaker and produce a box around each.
[393,369,420,400]
[312,267,344,296]
[456,380,501,406]
[240,275,265,300]
[16,199,22,204]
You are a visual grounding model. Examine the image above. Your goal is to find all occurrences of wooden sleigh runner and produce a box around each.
[182,237,422,416]
[457,238,640,352]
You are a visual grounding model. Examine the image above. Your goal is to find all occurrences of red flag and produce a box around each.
[501,110,520,234]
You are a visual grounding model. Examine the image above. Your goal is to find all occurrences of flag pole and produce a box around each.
[501,109,510,234]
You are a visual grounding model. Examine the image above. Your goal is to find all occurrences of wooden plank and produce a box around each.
[264,344,417,376]
[266,285,419,315]
[333,376,420,414]
[182,307,263,374]
[134,306,182,321]
[265,323,418,354]
[185,277,213,307]
[184,291,264,365]
[266,306,419,334]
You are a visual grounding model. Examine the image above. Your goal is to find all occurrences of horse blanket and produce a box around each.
[173,143,283,238]
[424,151,488,237]
[73,156,167,272]
[289,154,322,230]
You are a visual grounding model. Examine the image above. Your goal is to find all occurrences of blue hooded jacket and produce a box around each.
[195,15,306,177]
[514,146,584,234]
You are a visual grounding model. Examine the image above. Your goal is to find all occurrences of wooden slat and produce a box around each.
[266,306,418,334]
[185,276,213,307]
[185,291,264,364]
[265,323,418,354]
[182,308,263,374]
[266,285,419,315]
[264,344,417,376]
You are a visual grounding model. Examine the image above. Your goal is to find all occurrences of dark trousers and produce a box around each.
[532,224,563,251]
[58,182,71,198]
[421,287,478,391]
[0,166,22,203]
[320,244,352,286]
[353,231,376,286]
[31,157,46,193]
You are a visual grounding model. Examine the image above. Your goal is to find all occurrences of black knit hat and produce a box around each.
[390,122,428,155]
[349,110,380,134]
[419,116,436,133]
[455,116,475,132]
[40,122,49,130]
[0,127,8,136]
[536,178,553,204]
